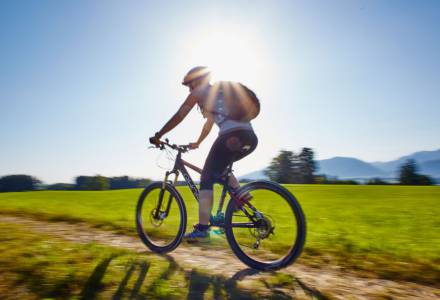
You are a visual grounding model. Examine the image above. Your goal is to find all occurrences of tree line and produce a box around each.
[0,175,151,192]
[0,150,435,192]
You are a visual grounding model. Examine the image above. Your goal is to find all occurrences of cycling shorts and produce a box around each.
[200,129,258,191]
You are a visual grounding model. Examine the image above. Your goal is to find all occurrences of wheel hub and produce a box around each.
[149,208,164,227]
[250,215,275,239]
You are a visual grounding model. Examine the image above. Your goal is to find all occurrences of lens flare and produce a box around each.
[183,26,267,87]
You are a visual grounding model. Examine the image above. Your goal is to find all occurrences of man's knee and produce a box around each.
[199,189,213,200]
[199,176,214,191]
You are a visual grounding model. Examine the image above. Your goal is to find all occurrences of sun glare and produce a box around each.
[183,27,267,86]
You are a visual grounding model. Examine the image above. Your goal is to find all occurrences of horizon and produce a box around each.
[1,1,439,184]
[4,147,439,185]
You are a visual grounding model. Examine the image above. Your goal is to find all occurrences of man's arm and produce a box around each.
[190,116,214,149]
[155,94,198,138]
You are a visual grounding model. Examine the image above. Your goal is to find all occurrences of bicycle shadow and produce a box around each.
[80,254,118,300]
[157,253,327,300]
[78,254,150,300]
[75,252,326,300]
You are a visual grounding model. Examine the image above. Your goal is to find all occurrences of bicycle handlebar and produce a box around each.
[149,138,191,153]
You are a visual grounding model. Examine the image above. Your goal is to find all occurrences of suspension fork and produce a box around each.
[164,171,179,216]
[154,171,179,219]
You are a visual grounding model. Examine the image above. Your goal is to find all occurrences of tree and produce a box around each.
[265,148,318,184]
[398,159,433,185]
[0,175,41,192]
[367,178,389,185]
[90,175,110,190]
[265,150,301,183]
[75,176,92,190]
[47,183,76,190]
[136,178,152,187]
[298,148,317,183]
[399,159,418,185]
[75,175,109,190]
[417,174,434,186]
[109,176,133,189]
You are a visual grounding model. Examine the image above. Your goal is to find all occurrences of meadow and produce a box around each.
[0,222,268,299]
[0,184,439,285]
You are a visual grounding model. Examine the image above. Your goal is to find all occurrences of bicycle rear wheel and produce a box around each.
[136,181,187,253]
[224,181,306,270]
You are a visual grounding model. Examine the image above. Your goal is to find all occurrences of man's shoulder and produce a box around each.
[191,84,211,101]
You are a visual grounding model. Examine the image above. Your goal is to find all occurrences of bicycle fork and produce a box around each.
[153,171,179,220]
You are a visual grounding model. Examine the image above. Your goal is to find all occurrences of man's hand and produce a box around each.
[188,142,199,150]
[149,132,161,147]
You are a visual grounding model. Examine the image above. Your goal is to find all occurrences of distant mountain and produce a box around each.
[239,169,268,180]
[372,149,440,175]
[316,157,386,178]
[419,159,440,177]
[238,149,440,182]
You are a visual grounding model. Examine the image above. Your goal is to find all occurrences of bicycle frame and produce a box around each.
[153,142,261,228]
[160,150,233,216]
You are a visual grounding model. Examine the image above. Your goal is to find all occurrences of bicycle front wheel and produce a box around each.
[136,181,187,253]
[225,181,306,270]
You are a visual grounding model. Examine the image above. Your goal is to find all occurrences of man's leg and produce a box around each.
[227,174,240,190]
[199,189,213,225]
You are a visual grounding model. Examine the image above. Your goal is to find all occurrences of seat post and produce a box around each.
[225,162,234,187]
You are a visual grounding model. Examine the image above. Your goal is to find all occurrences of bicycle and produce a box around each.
[136,139,306,270]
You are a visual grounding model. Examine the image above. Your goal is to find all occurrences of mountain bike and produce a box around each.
[136,139,306,270]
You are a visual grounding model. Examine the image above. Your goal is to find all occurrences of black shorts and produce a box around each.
[200,129,258,190]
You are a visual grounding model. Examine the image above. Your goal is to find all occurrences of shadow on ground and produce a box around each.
[74,253,326,300]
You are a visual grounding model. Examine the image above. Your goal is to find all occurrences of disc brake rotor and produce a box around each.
[149,208,164,227]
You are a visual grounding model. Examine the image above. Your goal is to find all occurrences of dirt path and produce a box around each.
[1,215,438,300]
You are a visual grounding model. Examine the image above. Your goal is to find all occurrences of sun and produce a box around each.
[183,26,267,87]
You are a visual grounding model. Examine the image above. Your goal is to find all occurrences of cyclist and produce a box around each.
[150,66,258,241]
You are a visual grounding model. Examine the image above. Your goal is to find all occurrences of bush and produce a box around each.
[367,178,390,185]
[47,183,76,190]
[314,174,359,185]
[417,174,434,186]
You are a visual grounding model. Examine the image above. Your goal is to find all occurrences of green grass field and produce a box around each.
[0,222,267,299]
[0,184,439,285]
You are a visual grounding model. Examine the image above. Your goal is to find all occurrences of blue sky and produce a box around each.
[1,1,439,183]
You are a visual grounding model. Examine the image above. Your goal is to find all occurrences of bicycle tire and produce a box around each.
[136,181,187,253]
[224,180,306,270]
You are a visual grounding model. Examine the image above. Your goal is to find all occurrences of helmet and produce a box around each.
[182,66,211,86]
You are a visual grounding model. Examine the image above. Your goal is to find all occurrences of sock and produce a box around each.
[197,224,210,231]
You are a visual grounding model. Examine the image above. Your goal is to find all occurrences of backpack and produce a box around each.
[200,81,260,122]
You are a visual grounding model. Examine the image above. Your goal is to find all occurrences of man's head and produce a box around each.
[182,66,211,92]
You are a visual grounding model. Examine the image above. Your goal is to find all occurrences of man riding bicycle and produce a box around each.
[150,66,258,241]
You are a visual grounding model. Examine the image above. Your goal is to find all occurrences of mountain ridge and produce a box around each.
[239,149,440,181]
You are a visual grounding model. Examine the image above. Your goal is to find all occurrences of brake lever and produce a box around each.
[181,144,190,152]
